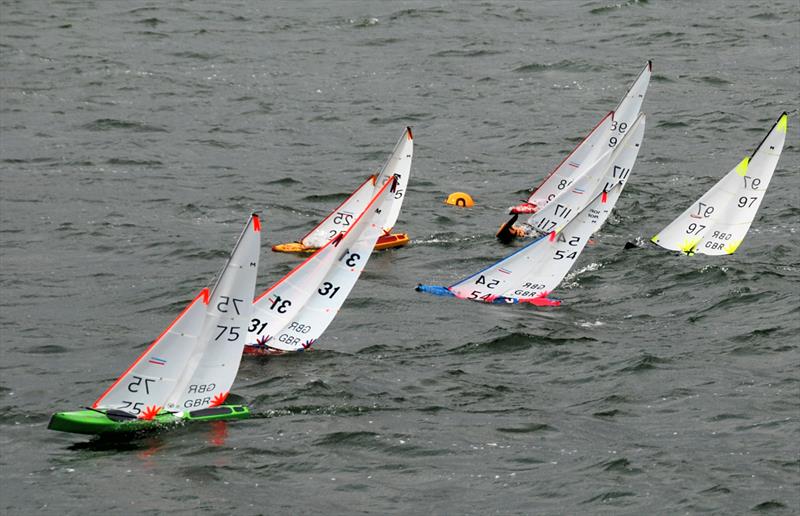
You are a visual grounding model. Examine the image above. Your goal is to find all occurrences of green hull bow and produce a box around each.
[48,405,250,435]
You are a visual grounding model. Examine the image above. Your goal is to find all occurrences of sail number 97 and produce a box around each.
[742,176,761,190]
[738,196,757,208]
[695,202,715,218]
[686,223,706,235]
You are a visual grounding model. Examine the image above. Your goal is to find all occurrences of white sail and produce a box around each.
[652,113,787,255]
[297,127,412,249]
[92,290,208,416]
[610,60,651,146]
[524,112,646,235]
[300,176,376,249]
[525,112,615,208]
[593,112,646,198]
[248,241,342,345]
[170,215,261,411]
[374,126,413,233]
[94,215,261,417]
[523,147,613,233]
[451,185,620,302]
[525,61,651,210]
[249,178,397,352]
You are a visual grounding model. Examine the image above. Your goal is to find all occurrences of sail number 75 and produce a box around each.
[128,375,154,394]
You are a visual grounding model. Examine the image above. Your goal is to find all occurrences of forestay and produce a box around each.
[449,184,621,303]
[247,178,397,352]
[299,127,413,248]
[93,215,261,417]
[651,112,787,256]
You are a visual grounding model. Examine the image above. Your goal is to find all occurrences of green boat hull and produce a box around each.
[48,405,250,435]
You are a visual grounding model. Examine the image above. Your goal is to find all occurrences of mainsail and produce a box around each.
[420,184,622,305]
[93,215,261,417]
[503,61,651,235]
[247,177,398,353]
[522,113,646,234]
[291,127,413,250]
[651,112,787,256]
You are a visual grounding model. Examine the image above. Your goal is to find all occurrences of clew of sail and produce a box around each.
[651,112,787,256]
[94,215,261,417]
[434,184,621,305]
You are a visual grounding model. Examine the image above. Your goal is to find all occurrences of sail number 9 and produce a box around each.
[610,121,628,133]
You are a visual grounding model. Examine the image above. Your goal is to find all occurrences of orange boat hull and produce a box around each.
[272,232,410,253]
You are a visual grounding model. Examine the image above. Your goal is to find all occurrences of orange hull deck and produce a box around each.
[272,232,410,253]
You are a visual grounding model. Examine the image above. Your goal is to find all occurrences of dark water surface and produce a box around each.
[2,1,798,514]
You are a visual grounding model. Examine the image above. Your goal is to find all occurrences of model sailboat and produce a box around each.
[498,61,651,242]
[49,214,261,435]
[245,176,399,355]
[273,127,413,253]
[651,112,787,256]
[418,183,622,306]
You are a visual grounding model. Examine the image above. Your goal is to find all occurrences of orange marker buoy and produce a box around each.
[445,192,474,208]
